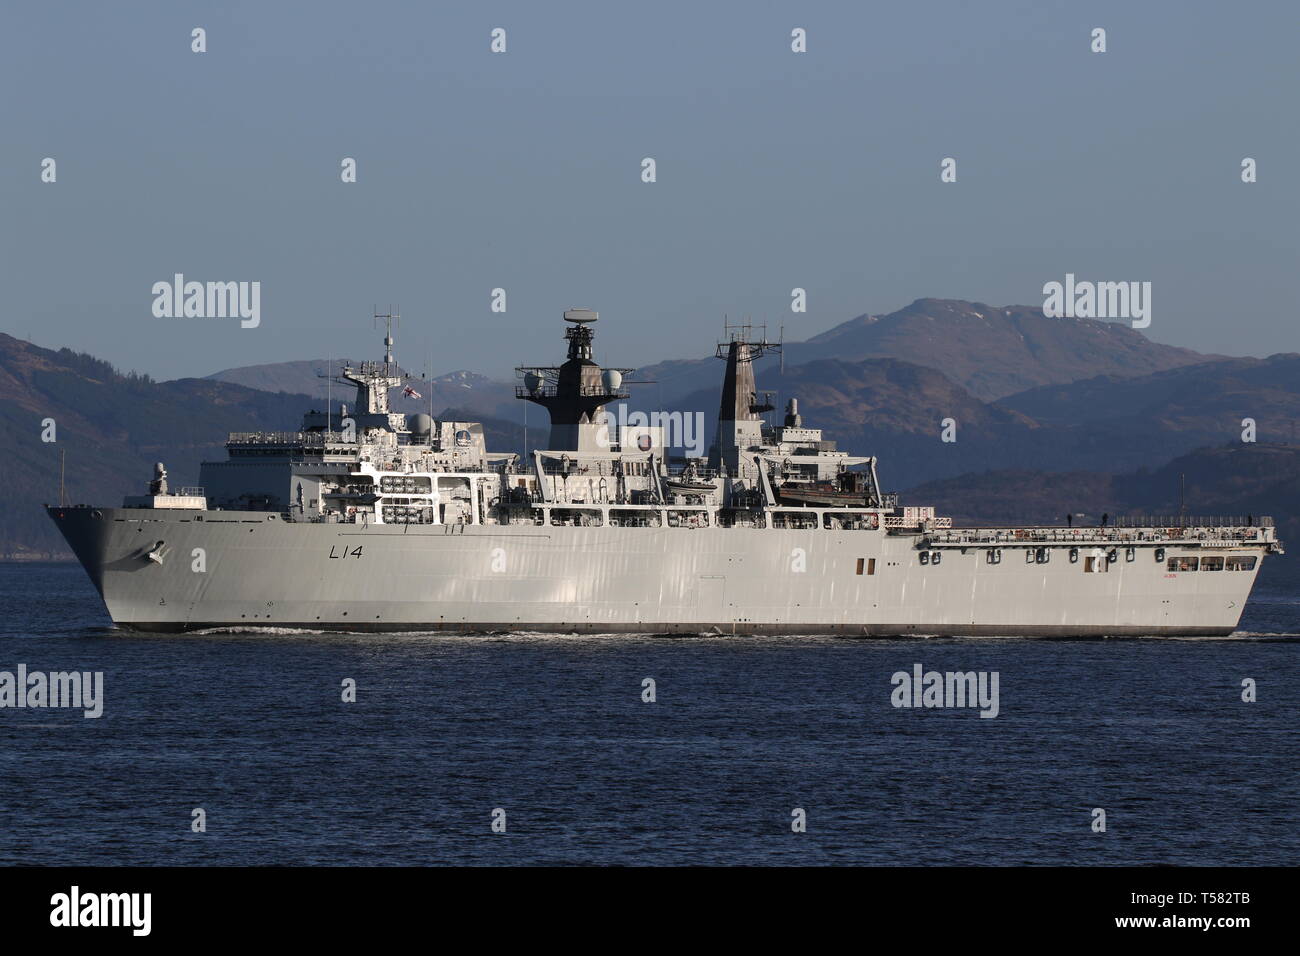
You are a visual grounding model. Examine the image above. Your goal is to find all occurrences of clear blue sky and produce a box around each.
[2,0,1296,381]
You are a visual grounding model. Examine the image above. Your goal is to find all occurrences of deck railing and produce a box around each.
[928,523,1274,546]
[227,431,352,445]
[1114,515,1273,529]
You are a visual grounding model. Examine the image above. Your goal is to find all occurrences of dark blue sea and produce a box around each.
[1,559,1297,866]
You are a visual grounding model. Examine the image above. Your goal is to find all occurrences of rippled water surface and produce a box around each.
[1,559,1296,865]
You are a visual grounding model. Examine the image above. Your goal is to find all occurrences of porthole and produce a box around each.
[1106,549,1118,563]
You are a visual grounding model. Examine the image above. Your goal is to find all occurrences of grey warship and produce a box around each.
[47,309,1283,636]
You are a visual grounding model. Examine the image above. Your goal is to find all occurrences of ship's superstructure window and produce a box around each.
[919,551,929,566]
[1201,555,1224,571]
[1167,556,1199,572]
[1225,555,1257,571]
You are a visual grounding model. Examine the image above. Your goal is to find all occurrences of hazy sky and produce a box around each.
[2,0,1296,382]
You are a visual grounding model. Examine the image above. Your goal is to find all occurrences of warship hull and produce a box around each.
[49,506,1267,637]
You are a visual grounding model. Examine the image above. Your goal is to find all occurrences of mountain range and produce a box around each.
[5,298,1297,557]
[633,298,1214,404]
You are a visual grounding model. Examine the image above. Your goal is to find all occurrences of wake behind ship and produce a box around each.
[48,309,1282,636]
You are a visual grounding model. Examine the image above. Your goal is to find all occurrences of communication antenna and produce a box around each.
[59,448,66,506]
[374,304,400,374]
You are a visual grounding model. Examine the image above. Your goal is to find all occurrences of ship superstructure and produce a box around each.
[48,309,1282,636]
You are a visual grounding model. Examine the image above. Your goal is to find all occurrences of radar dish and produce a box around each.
[563,309,598,323]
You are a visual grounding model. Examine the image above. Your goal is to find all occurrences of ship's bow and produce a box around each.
[46,505,114,598]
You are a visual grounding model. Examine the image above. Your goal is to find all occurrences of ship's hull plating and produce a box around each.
[48,506,1266,637]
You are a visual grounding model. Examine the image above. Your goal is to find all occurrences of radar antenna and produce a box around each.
[374,305,400,375]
